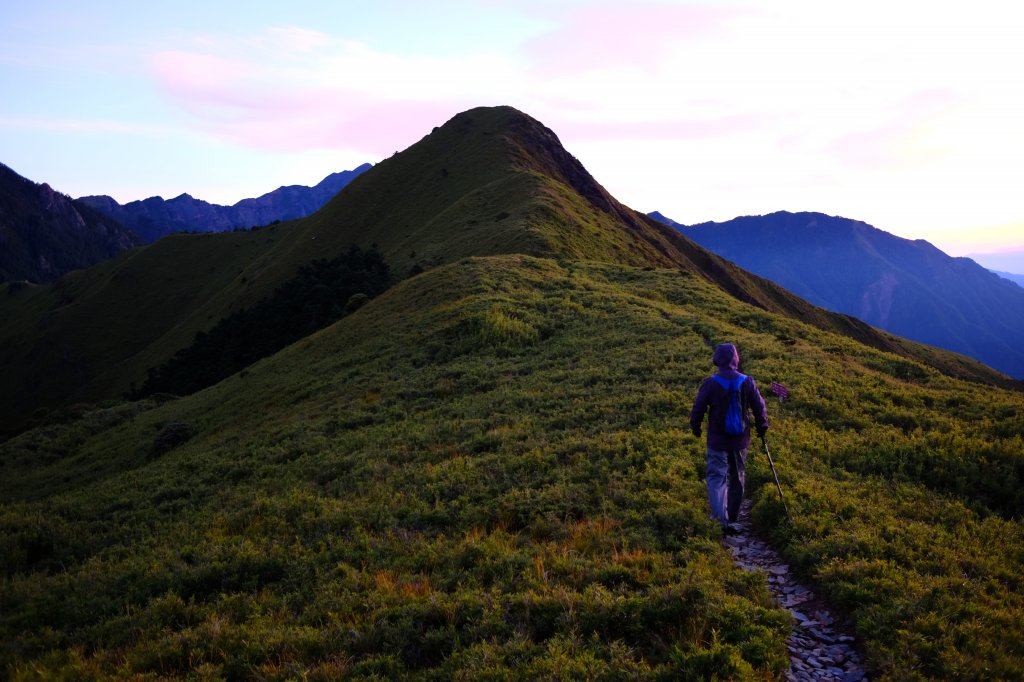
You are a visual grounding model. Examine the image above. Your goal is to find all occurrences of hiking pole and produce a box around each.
[760,436,793,524]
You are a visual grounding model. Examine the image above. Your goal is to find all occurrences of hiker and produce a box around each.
[690,343,769,533]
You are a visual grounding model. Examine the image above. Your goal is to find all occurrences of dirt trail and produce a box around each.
[726,500,869,682]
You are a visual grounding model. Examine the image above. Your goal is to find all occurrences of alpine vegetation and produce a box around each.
[1,107,1022,680]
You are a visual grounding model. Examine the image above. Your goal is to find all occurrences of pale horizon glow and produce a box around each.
[1,0,1022,262]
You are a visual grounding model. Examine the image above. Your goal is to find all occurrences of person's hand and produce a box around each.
[692,427,701,438]
[756,426,767,439]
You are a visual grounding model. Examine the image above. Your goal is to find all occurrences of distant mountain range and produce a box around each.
[0,163,142,283]
[968,249,1024,278]
[650,210,1024,378]
[0,161,372,284]
[991,270,1024,287]
[78,163,372,243]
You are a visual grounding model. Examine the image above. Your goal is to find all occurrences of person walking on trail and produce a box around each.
[690,343,769,534]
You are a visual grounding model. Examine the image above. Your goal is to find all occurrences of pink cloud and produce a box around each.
[151,46,467,154]
[208,99,468,154]
[147,14,762,156]
[154,51,252,98]
[525,3,746,75]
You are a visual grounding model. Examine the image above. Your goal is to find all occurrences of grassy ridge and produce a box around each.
[0,227,287,433]
[2,256,1022,679]
[1,106,1013,438]
[135,245,392,398]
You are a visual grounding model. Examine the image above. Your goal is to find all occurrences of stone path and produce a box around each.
[725,500,868,682]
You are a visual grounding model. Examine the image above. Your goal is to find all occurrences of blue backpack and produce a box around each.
[712,374,748,435]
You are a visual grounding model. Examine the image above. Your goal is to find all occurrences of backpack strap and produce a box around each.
[711,374,747,391]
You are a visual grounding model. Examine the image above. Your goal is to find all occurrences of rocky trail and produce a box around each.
[726,500,869,682]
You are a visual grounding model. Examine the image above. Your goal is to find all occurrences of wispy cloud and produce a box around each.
[0,116,181,136]
[826,90,959,170]
[147,8,780,156]
[150,27,519,154]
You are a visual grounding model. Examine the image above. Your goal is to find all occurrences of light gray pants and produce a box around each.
[707,447,747,525]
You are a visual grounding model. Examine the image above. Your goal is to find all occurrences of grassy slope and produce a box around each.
[0,107,1011,437]
[2,256,1022,679]
[0,106,663,431]
[0,228,285,427]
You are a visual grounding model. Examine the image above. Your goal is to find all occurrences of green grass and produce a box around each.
[2,255,1022,679]
[0,228,288,434]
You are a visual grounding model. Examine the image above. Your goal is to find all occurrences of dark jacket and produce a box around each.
[690,343,769,451]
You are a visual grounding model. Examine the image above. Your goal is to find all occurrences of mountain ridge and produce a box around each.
[969,248,1024,275]
[78,163,372,243]
[991,269,1024,287]
[651,209,1024,378]
[0,108,1015,440]
[0,163,143,283]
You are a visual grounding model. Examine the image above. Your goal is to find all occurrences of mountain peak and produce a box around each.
[302,105,712,275]
[442,106,629,223]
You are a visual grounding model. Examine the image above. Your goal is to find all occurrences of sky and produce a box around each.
[2,0,1022,267]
